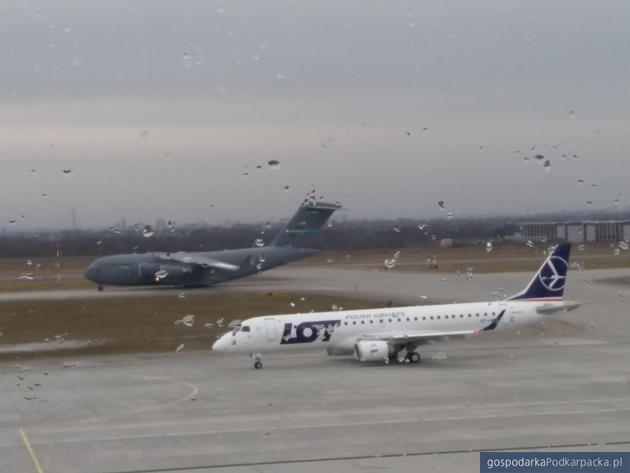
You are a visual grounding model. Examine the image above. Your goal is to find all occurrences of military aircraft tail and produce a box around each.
[271,201,340,248]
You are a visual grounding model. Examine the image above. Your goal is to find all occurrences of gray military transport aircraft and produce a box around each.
[84,201,340,291]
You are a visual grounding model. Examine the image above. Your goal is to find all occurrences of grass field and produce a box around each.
[300,243,630,273]
[0,292,379,361]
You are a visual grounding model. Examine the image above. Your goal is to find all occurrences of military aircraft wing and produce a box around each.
[157,253,240,271]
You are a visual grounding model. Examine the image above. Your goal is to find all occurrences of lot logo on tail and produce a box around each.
[538,256,568,291]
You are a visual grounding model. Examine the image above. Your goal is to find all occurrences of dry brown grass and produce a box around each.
[301,244,630,273]
[0,291,379,361]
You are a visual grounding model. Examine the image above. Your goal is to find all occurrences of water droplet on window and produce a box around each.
[438,200,446,210]
[578,244,585,251]
[142,225,154,238]
[9,220,16,225]
[175,344,185,352]
[155,269,169,280]
[167,220,176,232]
[384,258,397,270]
[254,238,265,248]
[485,242,493,252]
[71,57,81,67]
[534,154,545,160]
[447,212,454,219]
[180,314,195,327]
[577,179,585,185]
[392,225,400,233]
[275,71,285,80]
[619,242,629,251]
[543,160,551,172]
[267,159,280,167]
[586,200,593,207]
[526,240,535,248]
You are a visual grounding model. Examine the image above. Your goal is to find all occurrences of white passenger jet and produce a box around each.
[213,244,579,368]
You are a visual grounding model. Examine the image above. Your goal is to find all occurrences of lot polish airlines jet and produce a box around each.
[213,244,579,368]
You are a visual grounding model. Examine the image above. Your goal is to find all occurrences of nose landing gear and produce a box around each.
[251,353,263,369]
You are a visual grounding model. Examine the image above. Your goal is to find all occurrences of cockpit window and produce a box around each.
[241,326,251,332]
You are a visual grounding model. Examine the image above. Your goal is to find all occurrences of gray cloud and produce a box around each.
[1,0,629,229]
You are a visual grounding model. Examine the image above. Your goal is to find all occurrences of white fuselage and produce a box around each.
[212,299,552,355]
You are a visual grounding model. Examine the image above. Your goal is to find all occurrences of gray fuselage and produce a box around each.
[84,247,316,287]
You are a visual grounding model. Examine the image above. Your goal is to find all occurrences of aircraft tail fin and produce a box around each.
[271,201,340,248]
[508,243,571,301]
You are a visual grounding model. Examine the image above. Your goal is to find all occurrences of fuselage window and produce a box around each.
[460,314,463,318]
[422,316,426,320]
[437,316,440,320]
[361,320,365,324]
[379,319,384,323]
[388,319,392,323]
[352,321,356,325]
[344,322,348,325]
[241,326,251,332]
[430,316,434,320]
[369,320,373,324]
[476,314,480,317]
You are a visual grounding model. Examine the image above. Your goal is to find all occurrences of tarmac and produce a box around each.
[1,263,629,473]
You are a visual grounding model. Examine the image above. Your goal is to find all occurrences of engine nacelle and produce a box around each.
[353,340,390,363]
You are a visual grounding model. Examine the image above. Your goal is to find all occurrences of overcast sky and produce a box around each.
[1,0,629,229]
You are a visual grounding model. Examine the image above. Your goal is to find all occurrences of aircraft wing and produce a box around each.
[157,253,240,271]
[361,329,481,346]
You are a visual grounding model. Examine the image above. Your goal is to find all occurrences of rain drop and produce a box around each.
[142,225,154,238]
[485,242,493,253]
[254,238,265,248]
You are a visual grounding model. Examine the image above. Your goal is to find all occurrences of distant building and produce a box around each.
[518,220,630,243]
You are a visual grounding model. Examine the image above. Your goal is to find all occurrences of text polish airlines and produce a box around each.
[213,244,579,368]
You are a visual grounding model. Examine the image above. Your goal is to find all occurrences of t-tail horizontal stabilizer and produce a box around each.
[271,201,341,248]
[508,243,572,301]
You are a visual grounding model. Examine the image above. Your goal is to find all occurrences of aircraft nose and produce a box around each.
[212,337,227,352]
[84,262,97,281]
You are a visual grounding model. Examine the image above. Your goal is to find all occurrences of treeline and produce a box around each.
[0,218,511,258]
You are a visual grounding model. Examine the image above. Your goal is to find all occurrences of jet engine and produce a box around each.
[353,340,390,362]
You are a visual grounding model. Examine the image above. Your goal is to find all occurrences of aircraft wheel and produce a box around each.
[98,285,104,292]
[254,361,263,369]
[408,352,421,364]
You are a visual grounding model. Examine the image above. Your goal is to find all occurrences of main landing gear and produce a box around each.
[391,349,422,365]
[251,353,263,369]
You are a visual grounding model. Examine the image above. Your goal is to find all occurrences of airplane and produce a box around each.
[84,201,340,290]
[213,243,580,369]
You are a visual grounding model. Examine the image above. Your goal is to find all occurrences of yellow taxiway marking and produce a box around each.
[19,428,45,473]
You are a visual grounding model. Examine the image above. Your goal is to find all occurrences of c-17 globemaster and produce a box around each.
[84,201,340,291]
